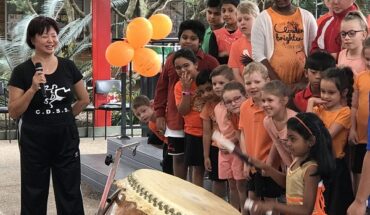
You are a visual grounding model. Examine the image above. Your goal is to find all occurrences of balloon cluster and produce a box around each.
[105,14,173,77]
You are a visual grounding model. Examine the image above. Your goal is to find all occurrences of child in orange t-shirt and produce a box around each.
[307,67,355,215]
[209,0,243,64]
[173,48,204,187]
[132,95,173,175]
[228,1,259,83]
[349,38,370,195]
[338,11,368,76]
[239,62,285,202]
[198,69,227,198]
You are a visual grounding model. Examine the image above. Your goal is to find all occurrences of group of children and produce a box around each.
[130,0,370,214]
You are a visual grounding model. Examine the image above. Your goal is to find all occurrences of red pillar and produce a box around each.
[92,0,111,126]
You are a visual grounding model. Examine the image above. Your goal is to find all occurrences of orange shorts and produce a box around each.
[218,150,245,180]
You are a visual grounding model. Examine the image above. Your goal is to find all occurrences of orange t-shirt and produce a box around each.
[354,71,370,144]
[314,106,351,158]
[200,101,219,147]
[338,49,366,76]
[148,120,167,144]
[228,35,252,76]
[239,99,272,162]
[213,27,243,55]
[174,81,203,137]
[268,8,306,86]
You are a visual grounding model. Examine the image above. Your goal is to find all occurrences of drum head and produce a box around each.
[114,169,240,215]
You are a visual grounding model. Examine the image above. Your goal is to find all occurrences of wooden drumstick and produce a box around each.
[211,131,256,168]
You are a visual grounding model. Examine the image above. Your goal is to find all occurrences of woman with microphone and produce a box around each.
[7,16,89,215]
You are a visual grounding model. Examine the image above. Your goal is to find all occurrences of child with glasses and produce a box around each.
[338,11,368,76]
[221,81,248,213]
[239,62,284,206]
[173,48,205,187]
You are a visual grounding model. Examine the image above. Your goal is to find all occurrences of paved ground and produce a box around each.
[0,137,107,215]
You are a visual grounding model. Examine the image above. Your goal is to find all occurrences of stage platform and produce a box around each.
[81,136,163,193]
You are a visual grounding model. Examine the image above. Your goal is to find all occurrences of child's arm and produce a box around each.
[203,118,212,172]
[240,130,251,180]
[176,72,192,116]
[349,88,359,144]
[306,97,327,112]
[248,157,286,188]
[252,165,320,215]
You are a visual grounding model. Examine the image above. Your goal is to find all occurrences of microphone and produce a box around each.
[35,62,47,98]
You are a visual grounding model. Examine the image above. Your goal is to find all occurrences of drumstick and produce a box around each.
[244,198,272,215]
[211,131,255,167]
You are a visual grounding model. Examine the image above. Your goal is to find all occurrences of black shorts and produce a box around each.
[247,171,284,198]
[351,144,367,173]
[208,145,225,181]
[184,133,204,166]
[167,137,185,156]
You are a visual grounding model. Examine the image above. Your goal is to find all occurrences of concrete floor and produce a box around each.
[0,137,108,215]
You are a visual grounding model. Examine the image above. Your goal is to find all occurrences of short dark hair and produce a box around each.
[221,0,240,7]
[172,48,198,65]
[196,69,212,86]
[178,20,206,44]
[207,0,221,8]
[222,81,246,97]
[210,65,234,81]
[305,51,336,71]
[132,95,151,110]
[26,16,59,49]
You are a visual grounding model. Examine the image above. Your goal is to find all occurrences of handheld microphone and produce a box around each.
[35,62,47,98]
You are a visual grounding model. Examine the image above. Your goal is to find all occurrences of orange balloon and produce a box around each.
[132,48,161,77]
[126,17,153,49]
[105,41,134,67]
[149,13,173,40]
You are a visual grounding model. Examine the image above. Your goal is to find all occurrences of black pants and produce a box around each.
[19,121,84,215]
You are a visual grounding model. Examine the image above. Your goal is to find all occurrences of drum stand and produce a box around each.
[97,141,140,215]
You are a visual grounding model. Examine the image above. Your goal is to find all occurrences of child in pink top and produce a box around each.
[228,1,259,83]
[262,80,296,169]
[338,11,368,76]
[221,81,248,213]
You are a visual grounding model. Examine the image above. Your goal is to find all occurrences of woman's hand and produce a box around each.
[31,70,46,92]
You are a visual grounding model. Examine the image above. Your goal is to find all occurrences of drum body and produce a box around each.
[105,169,240,215]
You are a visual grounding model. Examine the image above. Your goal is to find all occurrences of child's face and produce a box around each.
[221,4,237,26]
[179,30,201,53]
[206,7,223,27]
[133,105,154,124]
[223,89,246,114]
[331,0,354,14]
[237,12,255,36]
[340,20,366,50]
[320,79,342,110]
[244,72,268,100]
[273,0,292,9]
[174,57,198,78]
[212,75,231,97]
[305,69,322,90]
[197,83,214,101]
[363,47,370,69]
[261,92,287,118]
[286,129,311,157]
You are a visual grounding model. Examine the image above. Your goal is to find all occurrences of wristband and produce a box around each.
[182,91,191,96]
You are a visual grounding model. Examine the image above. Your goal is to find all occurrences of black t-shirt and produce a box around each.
[9,57,83,125]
